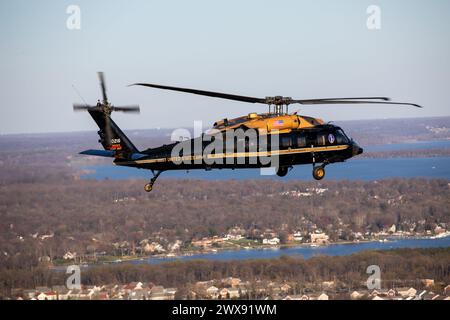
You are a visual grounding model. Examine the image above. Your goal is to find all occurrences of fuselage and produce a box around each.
[115,124,363,172]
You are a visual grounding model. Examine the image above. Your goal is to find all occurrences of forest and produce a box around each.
[0,178,449,269]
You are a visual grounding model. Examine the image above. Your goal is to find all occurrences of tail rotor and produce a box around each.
[73,72,140,152]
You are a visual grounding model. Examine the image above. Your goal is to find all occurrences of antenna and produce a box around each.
[72,84,89,107]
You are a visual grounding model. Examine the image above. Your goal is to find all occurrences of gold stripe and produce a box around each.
[121,145,349,165]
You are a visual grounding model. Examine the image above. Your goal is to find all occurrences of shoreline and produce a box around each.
[51,234,450,269]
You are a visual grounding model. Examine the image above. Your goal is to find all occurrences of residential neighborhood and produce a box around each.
[8,279,450,301]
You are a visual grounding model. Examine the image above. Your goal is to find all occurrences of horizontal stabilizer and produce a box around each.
[131,153,148,160]
[80,149,115,157]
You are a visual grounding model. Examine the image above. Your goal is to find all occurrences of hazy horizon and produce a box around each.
[0,114,448,137]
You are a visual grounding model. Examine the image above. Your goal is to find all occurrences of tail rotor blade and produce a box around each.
[98,71,108,104]
[73,103,98,111]
[111,105,140,113]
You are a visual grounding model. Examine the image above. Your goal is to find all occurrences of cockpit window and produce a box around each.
[335,129,349,144]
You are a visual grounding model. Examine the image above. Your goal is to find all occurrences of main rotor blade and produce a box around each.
[295,97,390,102]
[131,83,267,104]
[130,82,421,108]
[293,100,423,108]
[111,105,140,113]
[98,72,108,104]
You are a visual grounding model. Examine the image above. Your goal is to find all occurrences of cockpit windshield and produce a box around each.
[335,129,349,144]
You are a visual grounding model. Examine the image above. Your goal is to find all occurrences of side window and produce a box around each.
[296,135,306,148]
[281,136,292,148]
[317,134,326,146]
[306,133,316,146]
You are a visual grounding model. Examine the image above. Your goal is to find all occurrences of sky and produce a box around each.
[0,0,449,134]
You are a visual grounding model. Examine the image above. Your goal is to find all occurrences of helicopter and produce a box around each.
[74,73,422,192]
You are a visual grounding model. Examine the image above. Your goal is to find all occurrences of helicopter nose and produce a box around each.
[352,143,363,156]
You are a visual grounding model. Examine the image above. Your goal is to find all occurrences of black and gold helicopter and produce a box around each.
[74,73,422,192]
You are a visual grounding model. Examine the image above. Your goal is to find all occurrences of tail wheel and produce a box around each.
[144,183,153,192]
[313,166,325,180]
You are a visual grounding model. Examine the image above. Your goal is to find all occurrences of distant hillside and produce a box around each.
[336,116,450,146]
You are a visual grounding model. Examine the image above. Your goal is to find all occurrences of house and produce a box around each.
[164,288,177,299]
[123,282,143,292]
[444,284,450,296]
[372,296,384,300]
[228,288,240,299]
[280,283,291,293]
[52,285,70,300]
[223,277,241,288]
[63,251,77,260]
[310,232,329,244]
[225,234,244,241]
[148,286,174,300]
[84,285,102,293]
[370,289,395,298]
[67,289,81,299]
[421,279,435,288]
[128,289,148,300]
[293,232,303,241]
[283,294,306,300]
[79,289,95,300]
[195,281,212,289]
[148,292,170,300]
[96,292,109,300]
[396,287,417,298]
[150,285,164,295]
[299,293,329,300]
[23,289,37,300]
[226,226,246,240]
[168,240,182,252]
[220,288,229,299]
[317,293,329,300]
[262,237,280,245]
[322,281,335,289]
[142,242,165,253]
[36,291,57,300]
[350,291,364,300]
[35,286,51,293]
[206,286,219,299]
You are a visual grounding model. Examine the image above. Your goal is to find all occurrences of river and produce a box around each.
[80,140,450,181]
[129,236,450,265]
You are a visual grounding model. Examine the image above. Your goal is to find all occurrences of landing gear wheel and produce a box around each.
[144,183,153,192]
[276,166,289,177]
[313,166,325,180]
[144,170,163,192]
